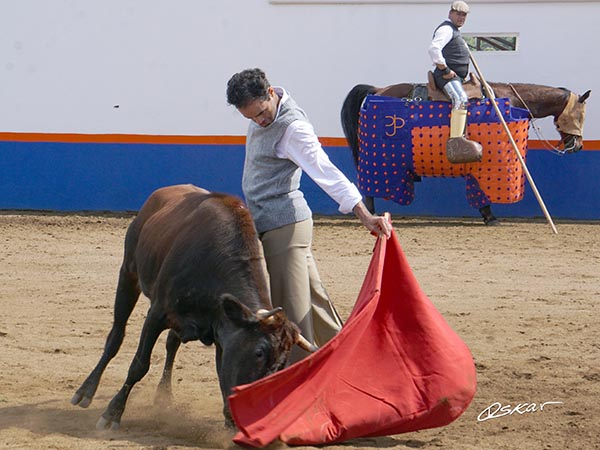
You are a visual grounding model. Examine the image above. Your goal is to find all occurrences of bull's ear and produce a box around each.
[579,90,591,103]
[220,293,255,326]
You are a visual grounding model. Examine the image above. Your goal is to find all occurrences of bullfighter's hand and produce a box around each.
[369,215,392,239]
[353,202,392,239]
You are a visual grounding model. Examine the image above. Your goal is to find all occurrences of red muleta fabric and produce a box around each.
[229,226,477,447]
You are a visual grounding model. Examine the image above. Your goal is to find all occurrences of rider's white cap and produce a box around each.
[451,1,470,13]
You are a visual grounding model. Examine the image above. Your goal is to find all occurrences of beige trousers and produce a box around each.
[260,218,343,362]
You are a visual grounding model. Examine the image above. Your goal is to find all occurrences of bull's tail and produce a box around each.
[341,84,378,166]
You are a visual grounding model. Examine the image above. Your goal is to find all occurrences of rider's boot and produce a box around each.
[446,109,482,163]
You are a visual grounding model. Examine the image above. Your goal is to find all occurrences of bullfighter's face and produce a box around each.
[237,86,280,128]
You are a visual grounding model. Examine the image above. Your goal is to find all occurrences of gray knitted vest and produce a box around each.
[242,94,312,234]
[435,20,469,79]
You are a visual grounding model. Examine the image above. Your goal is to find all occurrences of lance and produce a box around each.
[468,49,558,235]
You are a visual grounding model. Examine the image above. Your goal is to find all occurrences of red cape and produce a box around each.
[229,227,477,447]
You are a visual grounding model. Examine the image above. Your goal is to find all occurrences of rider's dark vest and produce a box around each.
[434,20,469,80]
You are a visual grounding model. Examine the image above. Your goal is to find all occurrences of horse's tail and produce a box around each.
[341,84,377,166]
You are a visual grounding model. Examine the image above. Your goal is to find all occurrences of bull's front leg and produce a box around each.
[214,343,234,428]
[71,268,141,409]
[154,329,181,407]
[96,310,166,430]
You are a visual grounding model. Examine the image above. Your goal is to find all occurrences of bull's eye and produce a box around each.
[254,348,265,360]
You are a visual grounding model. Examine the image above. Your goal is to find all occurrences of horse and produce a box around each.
[341,79,591,223]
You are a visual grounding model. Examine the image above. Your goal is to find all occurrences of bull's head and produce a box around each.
[555,90,591,153]
[214,293,316,426]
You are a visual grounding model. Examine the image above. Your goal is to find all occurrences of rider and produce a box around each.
[429,0,482,158]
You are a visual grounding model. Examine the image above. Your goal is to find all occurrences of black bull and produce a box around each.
[71,184,314,429]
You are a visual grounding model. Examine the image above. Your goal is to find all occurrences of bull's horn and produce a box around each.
[256,307,283,320]
[579,90,591,103]
[296,334,319,353]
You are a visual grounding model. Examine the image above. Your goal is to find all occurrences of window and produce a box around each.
[464,34,519,52]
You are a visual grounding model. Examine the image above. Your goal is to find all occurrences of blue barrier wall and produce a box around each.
[1,140,598,219]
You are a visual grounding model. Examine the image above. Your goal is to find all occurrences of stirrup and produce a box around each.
[446,137,483,164]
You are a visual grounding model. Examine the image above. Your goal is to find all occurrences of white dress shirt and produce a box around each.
[273,87,363,214]
[428,23,454,66]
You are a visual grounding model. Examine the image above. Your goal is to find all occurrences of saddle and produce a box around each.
[426,71,485,101]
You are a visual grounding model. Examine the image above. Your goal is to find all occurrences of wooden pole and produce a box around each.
[468,50,558,235]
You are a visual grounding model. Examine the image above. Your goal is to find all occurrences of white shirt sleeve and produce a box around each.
[275,120,363,214]
[428,24,453,66]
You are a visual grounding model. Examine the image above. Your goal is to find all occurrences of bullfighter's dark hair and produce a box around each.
[226,68,271,108]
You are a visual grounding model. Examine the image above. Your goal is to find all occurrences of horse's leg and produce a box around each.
[96,307,166,430]
[364,196,375,214]
[464,175,499,225]
[479,205,499,226]
[71,267,141,408]
[154,329,181,406]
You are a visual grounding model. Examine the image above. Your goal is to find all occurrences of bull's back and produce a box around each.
[122,185,211,274]
[123,184,265,306]
[135,184,210,226]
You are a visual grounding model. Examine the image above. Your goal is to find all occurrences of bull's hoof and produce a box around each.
[96,415,120,431]
[223,408,236,429]
[153,387,174,408]
[71,391,92,408]
[71,377,100,408]
[224,417,237,430]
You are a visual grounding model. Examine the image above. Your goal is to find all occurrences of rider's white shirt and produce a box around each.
[429,23,454,66]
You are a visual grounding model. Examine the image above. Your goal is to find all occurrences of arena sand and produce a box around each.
[0,213,598,449]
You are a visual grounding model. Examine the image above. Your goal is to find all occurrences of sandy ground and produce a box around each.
[0,212,598,450]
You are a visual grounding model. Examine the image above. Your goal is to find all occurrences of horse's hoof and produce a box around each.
[484,217,500,226]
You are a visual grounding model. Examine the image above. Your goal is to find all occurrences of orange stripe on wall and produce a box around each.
[0,133,246,145]
[1,132,599,150]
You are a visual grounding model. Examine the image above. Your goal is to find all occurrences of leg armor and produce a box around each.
[443,78,482,163]
[443,79,469,137]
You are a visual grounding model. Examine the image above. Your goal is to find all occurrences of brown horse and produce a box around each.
[341,80,591,222]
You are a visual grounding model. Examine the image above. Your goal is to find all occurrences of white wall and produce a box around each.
[1,0,597,137]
